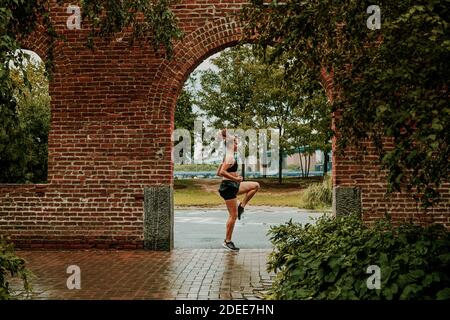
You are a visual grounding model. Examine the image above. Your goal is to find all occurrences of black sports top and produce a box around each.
[224,154,238,172]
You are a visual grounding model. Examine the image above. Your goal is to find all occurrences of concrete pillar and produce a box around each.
[143,185,174,251]
[333,186,362,217]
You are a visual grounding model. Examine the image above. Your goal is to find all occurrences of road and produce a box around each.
[175,206,326,249]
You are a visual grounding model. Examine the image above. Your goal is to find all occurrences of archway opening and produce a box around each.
[172,44,332,249]
[1,49,50,184]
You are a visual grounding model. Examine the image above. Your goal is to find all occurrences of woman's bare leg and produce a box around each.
[237,181,260,207]
[225,198,238,242]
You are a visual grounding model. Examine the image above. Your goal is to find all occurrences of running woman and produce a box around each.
[216,129,260,251]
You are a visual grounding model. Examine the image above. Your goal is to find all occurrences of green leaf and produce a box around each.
[436,288,450,300]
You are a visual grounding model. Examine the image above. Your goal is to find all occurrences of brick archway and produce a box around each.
[1,1,448,251]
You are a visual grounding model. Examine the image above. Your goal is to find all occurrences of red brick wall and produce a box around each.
[0,1,448,249]
[334,143,450,228]
[0,1,247,249]
[322,58,449,228]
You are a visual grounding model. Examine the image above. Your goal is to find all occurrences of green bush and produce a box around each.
[300,175,332,209]
[0,238,32,300]
[266,214,450,300]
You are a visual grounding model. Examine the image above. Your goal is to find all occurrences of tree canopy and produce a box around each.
[194,45,331,181]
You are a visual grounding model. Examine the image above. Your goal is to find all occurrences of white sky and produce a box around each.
[9,49,42,69]
[22,49,42,64]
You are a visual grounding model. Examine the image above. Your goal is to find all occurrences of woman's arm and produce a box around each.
[216,163,222,176]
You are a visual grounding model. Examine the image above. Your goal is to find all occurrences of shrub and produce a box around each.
[0,238,32,300]
[266,214,450,300]
[300,175,332,209]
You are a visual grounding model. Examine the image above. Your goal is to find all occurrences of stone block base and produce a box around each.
[333,186,362,217]
[144,185,174,251]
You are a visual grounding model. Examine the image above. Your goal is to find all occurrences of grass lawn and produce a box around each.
[174,177,330,209]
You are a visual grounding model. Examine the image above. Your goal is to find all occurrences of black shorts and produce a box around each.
[218,180,240,200]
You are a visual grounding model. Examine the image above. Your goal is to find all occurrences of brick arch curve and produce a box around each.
[16,25,54,66]
[150,16,243,130]
[18,37,48,64]
[17,27,68,98]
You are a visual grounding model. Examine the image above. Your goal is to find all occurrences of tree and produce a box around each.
[252,59,294,183]
[298,89,333,177]
[196,45,295,181]
[174,83,197,164]
[285,90,332,179]
[175,86,197,132]
[196,45,258,129]
[242,0,450,206]
[195,45,260,178]
[1,53,51,183]
[1,57,51,183]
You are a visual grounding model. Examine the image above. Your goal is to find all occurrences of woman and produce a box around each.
[216,129,260,251]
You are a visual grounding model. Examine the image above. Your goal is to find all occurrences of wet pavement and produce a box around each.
[175,206,325,249]
[9,207,325,300]
[11,249,273,300]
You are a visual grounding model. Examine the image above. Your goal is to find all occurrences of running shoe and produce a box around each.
[223,240,240,251]
[238,204,245,220]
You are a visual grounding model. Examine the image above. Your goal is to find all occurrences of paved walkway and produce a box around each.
[175,206,325,249]
[10,207,325,300]
[11,249,273,300]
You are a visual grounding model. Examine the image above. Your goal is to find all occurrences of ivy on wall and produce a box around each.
[241,0,450,207]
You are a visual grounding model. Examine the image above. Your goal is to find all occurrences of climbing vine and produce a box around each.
[241,0,450,208]
[79,0,183,57]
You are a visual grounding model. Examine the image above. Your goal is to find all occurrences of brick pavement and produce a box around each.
[10,249,274,300]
